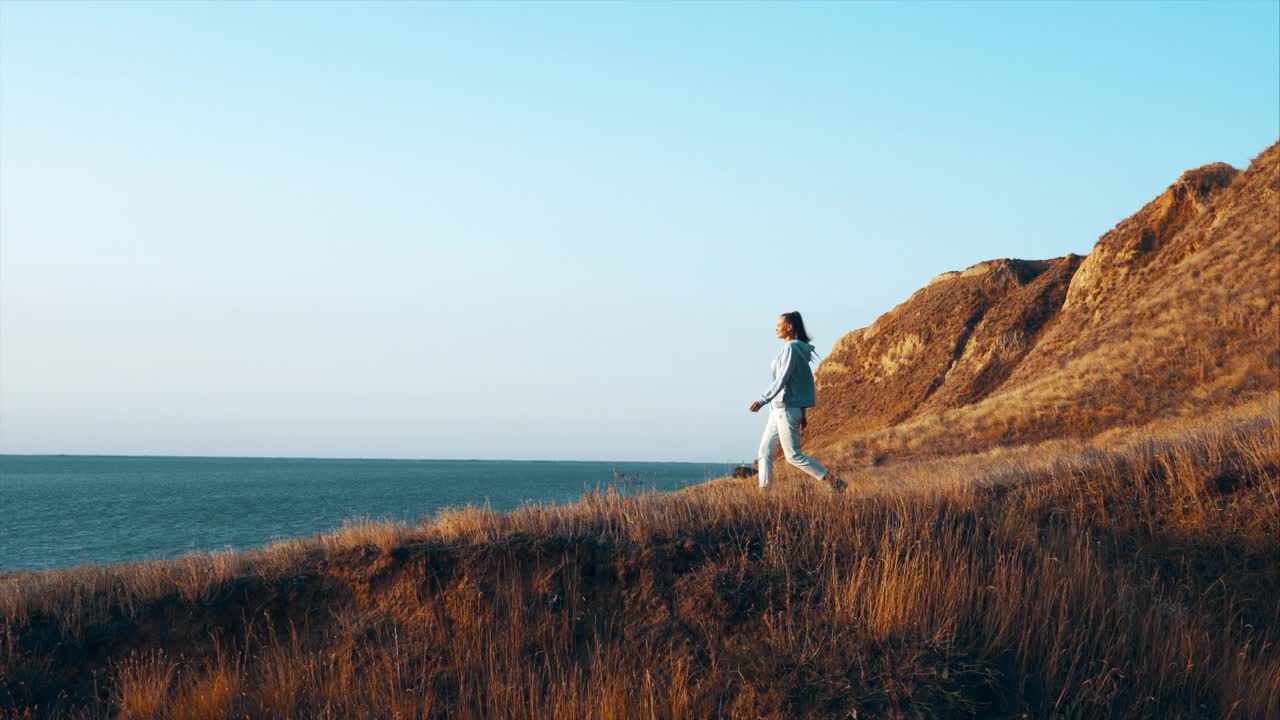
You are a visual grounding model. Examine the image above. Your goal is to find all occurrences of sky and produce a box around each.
[1,1,1277,462]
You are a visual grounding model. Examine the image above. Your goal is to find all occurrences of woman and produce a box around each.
[749,311,846,492]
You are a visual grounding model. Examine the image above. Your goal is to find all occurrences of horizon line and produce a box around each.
[0,451,747,466]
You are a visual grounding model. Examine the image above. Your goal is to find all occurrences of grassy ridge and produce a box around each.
[809,142,1279,466]
[2,398,1277,718]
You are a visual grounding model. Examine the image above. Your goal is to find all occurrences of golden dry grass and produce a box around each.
[2,397,1277,719]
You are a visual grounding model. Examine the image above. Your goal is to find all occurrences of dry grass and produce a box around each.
[114,650,176,720]
[1,399,1277,719]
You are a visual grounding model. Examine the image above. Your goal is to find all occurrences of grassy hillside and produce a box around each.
[2,400,1276,718]
[808,142,1278,466]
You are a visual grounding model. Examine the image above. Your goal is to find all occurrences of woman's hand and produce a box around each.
[749,401,763,413]
[798,413,808,431]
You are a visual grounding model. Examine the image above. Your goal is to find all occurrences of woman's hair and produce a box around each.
[780,311,812,343]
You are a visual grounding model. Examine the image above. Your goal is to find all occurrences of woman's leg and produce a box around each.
[778,407,829,481]
[756,408,781,488]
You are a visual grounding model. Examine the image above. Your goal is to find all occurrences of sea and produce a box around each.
[0,455,738,573]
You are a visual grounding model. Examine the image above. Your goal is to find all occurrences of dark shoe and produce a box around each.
[825,473,847,493]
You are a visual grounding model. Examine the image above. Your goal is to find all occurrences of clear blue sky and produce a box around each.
[2,1,1277,462]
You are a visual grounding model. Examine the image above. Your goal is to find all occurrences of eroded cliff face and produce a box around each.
[1062,162,1239,316]
[804,141,1279,461]
[812,257,1080,436]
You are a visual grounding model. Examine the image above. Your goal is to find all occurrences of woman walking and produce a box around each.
[749,311,846,492]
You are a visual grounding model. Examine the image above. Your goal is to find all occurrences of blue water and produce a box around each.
[0,455,736,572]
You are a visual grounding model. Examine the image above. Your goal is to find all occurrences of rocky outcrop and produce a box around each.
[920,254,1082,413]
[811,258,1079,441]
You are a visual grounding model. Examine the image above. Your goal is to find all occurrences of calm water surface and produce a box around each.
[0,455,736,572]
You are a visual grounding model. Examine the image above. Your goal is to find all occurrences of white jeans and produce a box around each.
[757,406,828,488]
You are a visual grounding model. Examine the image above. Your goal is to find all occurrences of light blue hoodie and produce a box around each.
[759,339,818,409]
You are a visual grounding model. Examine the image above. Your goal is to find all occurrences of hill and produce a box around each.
[1,142,1277,718]
[806,146,1276,467]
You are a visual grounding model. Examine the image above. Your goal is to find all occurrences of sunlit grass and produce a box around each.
[1,397,1277,718]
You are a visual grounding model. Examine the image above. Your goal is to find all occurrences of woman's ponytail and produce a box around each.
[782,311,812,343]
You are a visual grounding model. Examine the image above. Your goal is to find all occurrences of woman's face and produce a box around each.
[775,316,793,339]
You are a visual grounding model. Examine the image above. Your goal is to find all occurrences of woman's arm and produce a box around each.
[757,343,798,406]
